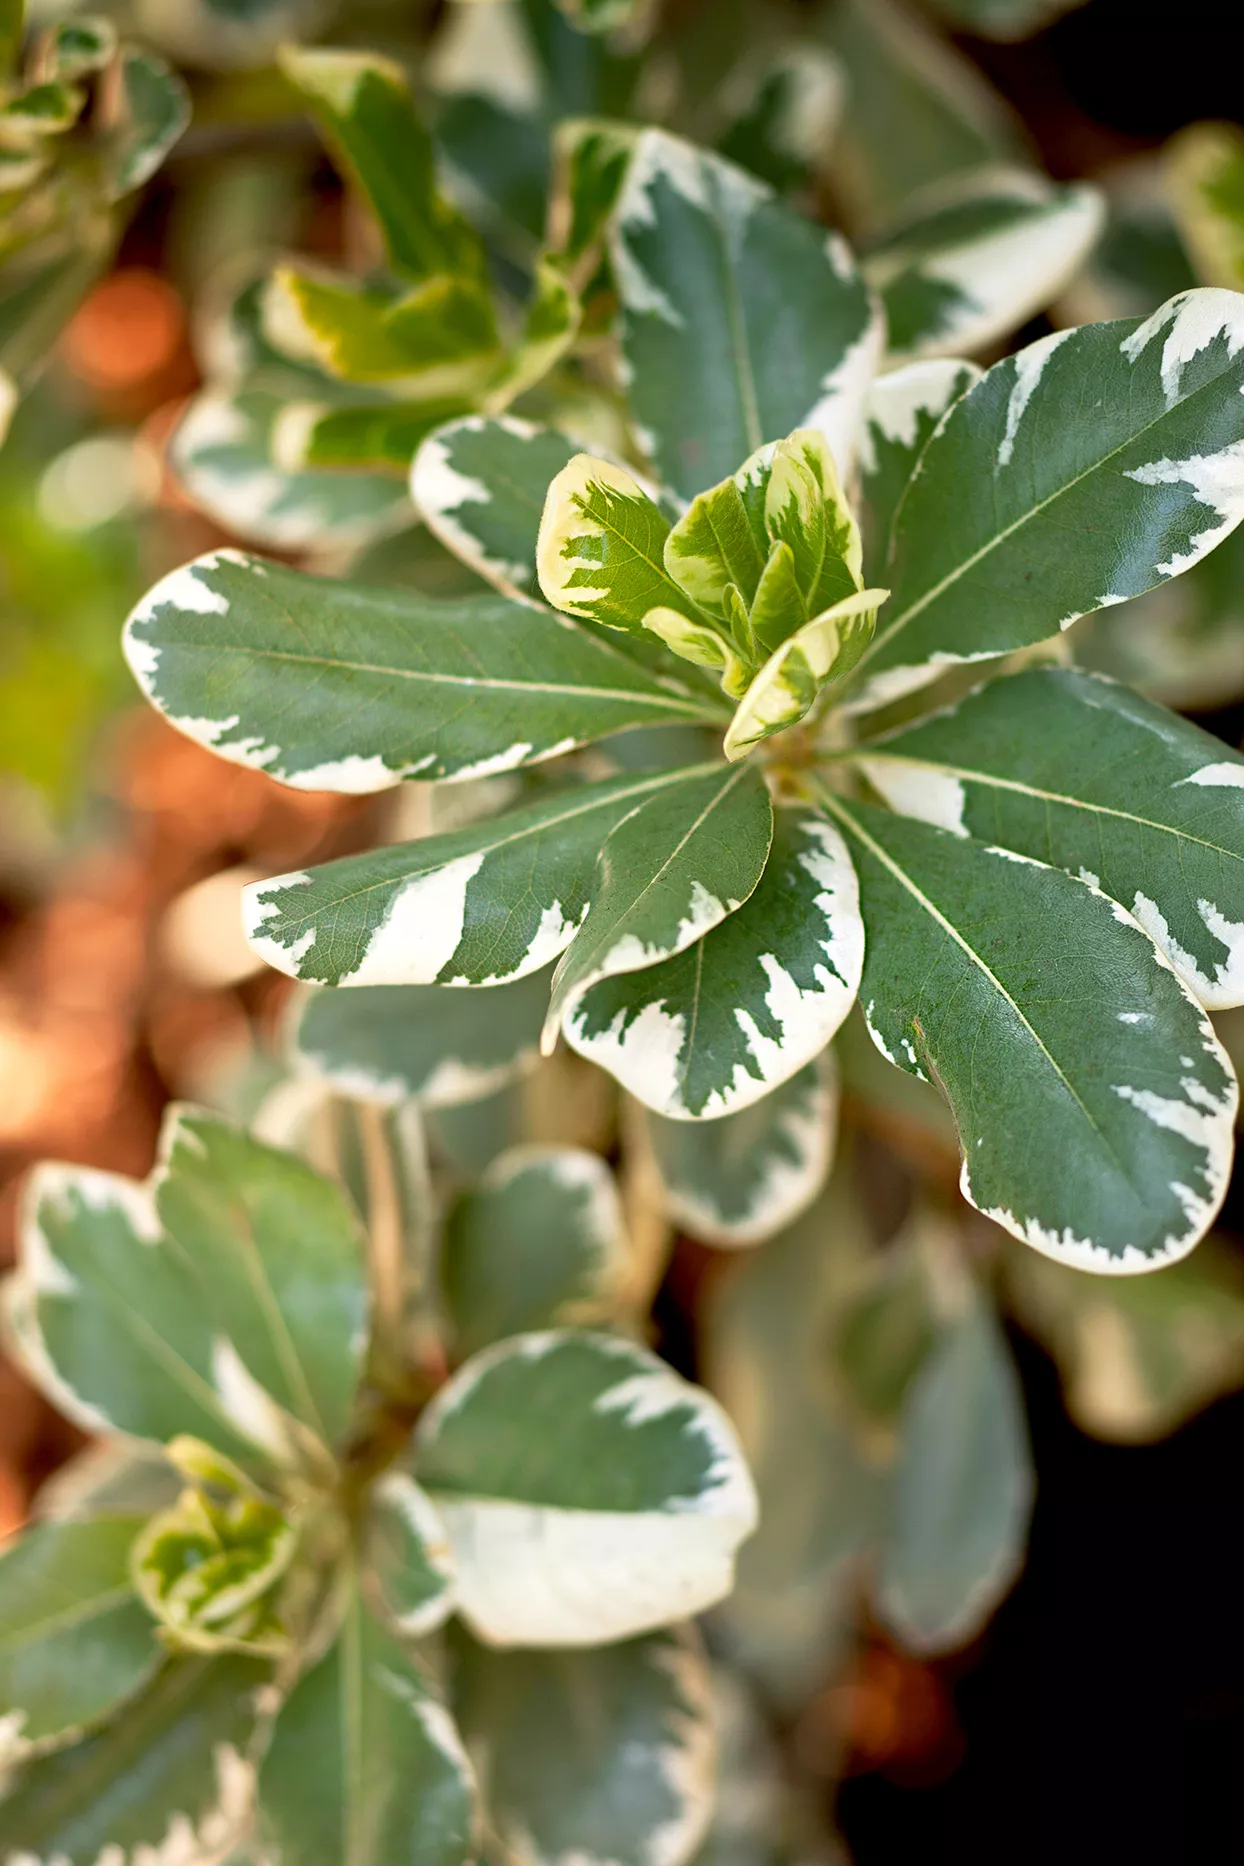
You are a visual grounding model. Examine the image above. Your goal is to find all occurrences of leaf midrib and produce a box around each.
[0,1583,137,1655]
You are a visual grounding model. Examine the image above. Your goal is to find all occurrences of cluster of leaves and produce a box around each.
[0,1,188,436]
[0,1095,754,1861]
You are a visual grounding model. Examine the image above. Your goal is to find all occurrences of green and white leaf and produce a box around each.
[172,391,408,551]
[859,358,982,583]
[452,1623,714,1866]
[1167,121,1244,293]
[44,17,118,80]
[106,49,190,200]
[876,1296,1033,1653]
[537,452,695,634]
[279,46,487,284]
[859,666,1244,1009]
[443,1144,629,1355]
[248,766,721,989]
[547,116,640,275]
[863,167,1103,362]
[131,1475,296,1655]
[825,794,1238,1271]
[851,289,1244,710]
[413,416,581,600]
[293,967,551,1109]
[154,1106,369,1450]
[35,1441,181,1528]
[264,265,500,393]
[610,129,882,502]
[544,763,774,1051]
[0,1654,266,1863]
[414,1330,757,1645]
[363,1473,456,1637]
[257,1586,477,1866]
[0,1517,156,1755]
[12,1164,290,1465]
[566,807,863,1118]
[723,589,886,758]
[644,1054,837,1246]
[124,551,721,795]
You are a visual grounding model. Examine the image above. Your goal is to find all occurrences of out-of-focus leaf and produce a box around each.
[107,49,190,199]
[1167,121,1244,291]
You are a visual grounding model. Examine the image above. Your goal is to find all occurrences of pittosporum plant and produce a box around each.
[0,1094,754,1859]
[127,110,1244,1278]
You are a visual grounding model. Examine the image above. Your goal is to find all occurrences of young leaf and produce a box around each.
[610,129,882,501]
[13,1165,283,1466]
[762,427,862,622]
[859,358,982,583]
[155,1108,369,1450]
[1167,122,1244,293]
[452,1624,714,1866]
[131,1479,297,1655]
[257,1587,477,1866]
[566,807,863,1118]
[858,666,1244,1008]
[443,1144,629,1355]
[823,794,1238,1272]
[876,1298,1033,1653]
[43,17,117,80]
[274,398,471,475]
[0,1654,267,1861]
[413,415,580,600]
[644,1054,837,1246]
[863,168,1104,362]
[172,391,409,552]
[414,1330,757,1645]
[0,1518,157,1752]
[363,1472,456,1637]
[544,763,774,1051]
[852,290,1244,710]
[723,588,886,759]
[537,453,696,633]
[264,266,500,390]
[124,551,721,796]
[547,116,640,273]
[294,968,551,1109]
[279,46,487,284]
[247,766,719,988]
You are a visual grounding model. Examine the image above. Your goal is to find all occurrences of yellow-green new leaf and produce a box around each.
[264,266,500,393]
[537,452,699,635]
[723,589,886,759]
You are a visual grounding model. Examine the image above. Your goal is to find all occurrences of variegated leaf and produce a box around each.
[610,129,882,501]
[1167,122,1244,293]
[256,1587,477,1866]
[537,452,696,634]
[131,1473,296,1656]
[293,968,551,1109]
[414,1330,757,1645]
[824,794,1238,1271]
[248,766,719,988]
[363,1472,456,1637]
[723,589,886,759]
[851,290,1244,711]
[274,398,471,475]
[413,415,585,600]
[566,807,862,1118]
[124,551,722,796]
[859,358,982,583]
[443,1144,630,1355]
[858,666,1244,1008]
[264,265,500,392]
[0,1654,266,1862]
[863,168,1103,362]
[0,1517,157,1754]
[644,1054,837,1247]
[452,1624,714,1866]
[544,763,774,1050]
[106,49,190,201]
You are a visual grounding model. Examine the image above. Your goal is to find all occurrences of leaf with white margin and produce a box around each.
[413,415,581,599]
[859,358,982,583]
[537,453,699,635]
[363,1473,456,1637]
[0,1653,266,1861]
[293,967,551,1110]
[451,1622,714,1866]
[171,390,409,552]
[414,1330,757,1646]
[248,765,720,988]
[823,792,1238,1272]
[850,289,1244,712]
[263,266,500,391]
[0,1517,157,1754]
[35,1441,181,1527]
[858,666,1244,1010]
[723,589,886,759]
[1167,122,1244,294]
[12,1164,291,1468]
[644,1055,837,1247]
[274,398,471,475]
[863,167,1104,363]
[544,763,774,1052]
[107,49,191,201]
[876,1295,1033,1654]
[155,1107,369,1450]
[566,807,862,1118]
[610,128,882,502]
[123,551,723,796]
[443,1144,630,1356]
[257,1585,477,1866]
